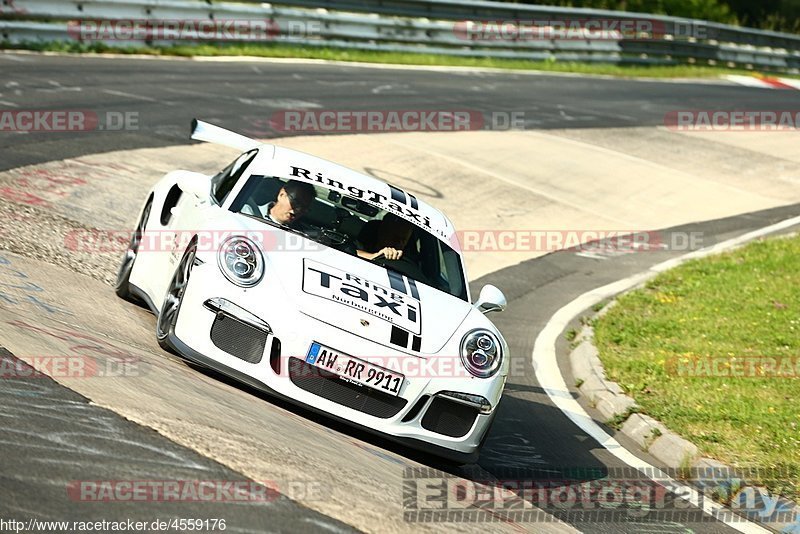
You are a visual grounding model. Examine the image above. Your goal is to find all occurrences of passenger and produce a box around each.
[357,213,414,261]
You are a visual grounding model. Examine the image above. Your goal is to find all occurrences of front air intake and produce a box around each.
[210,313,267,364]
[402,395,430,423]
[421,396,479,438]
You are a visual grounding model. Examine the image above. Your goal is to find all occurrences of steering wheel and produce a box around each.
[319,228,347,246]
[319,228,357,255]
[371,252,426,282]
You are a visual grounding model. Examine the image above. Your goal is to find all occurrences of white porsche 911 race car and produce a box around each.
[115,120,509,463]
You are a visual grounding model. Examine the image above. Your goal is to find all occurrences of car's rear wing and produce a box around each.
[190,119,262,152]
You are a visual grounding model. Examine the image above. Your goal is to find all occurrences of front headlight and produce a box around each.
[217,235,264,287]
[460,329,502,378]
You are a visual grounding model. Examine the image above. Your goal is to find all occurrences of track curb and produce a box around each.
[567,235,800,533]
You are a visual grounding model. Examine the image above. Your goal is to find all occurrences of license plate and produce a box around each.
[305,342,404,396]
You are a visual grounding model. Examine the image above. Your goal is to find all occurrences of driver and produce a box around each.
[266,180,316,226]
[357,213,414,261]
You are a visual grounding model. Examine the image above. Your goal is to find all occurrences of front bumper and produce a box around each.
[169,260,505,461]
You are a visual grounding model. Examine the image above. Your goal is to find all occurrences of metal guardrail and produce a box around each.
[261,0,800,54]
[0,0,798,72]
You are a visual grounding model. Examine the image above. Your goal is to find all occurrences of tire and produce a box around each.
[156,242,197,352]
[115,199,152,300]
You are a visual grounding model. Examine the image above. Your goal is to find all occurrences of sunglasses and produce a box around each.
[286,191,312,215]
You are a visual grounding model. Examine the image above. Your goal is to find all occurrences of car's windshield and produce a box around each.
[229,174,467,301]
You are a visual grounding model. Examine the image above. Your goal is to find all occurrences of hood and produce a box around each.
[234,220,471,355]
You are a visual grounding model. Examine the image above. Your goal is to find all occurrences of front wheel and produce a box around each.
[115,199,152,300]
[156,242,196,352]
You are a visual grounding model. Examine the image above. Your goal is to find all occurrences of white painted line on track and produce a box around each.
[776,78,800,90]
[101,89,163,103]
[724,75,800,91]
[237,97,321,108]
[0,53,29,62]
[532,214,800,534]
[161,86,227,99]
[724,75,778,89]
[574,251,610,260]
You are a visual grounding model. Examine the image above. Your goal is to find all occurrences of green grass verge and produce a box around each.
[594,234,800,500]
[2,40,797,79]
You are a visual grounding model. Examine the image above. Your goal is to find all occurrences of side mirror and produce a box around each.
[474,284,506,314]
[177,174,211,200]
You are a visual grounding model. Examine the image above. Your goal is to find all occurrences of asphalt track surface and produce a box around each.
[2,52,799,533]
[3,52,800,172]
[0,348,358,533]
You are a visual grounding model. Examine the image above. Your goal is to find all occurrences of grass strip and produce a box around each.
[594,234,800,500]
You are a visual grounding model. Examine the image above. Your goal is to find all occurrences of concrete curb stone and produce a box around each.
[568,315,800,532]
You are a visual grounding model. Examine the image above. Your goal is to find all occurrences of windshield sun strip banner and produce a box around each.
[388,184,407,204]
[286,164,449,241]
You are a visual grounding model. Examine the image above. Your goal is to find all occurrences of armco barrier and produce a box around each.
[0,0,798,73]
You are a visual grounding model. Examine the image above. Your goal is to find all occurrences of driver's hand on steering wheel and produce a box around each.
[374,247,403,260]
